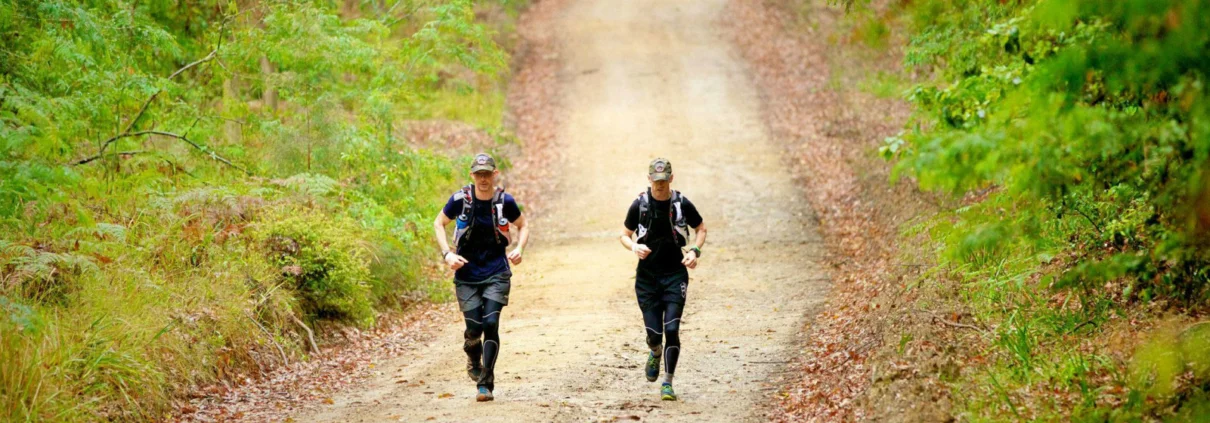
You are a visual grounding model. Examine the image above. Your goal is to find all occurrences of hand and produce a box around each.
[681,249,699,269]
[632,243,652,260]
[507,248,524,265]
[445,252,468,270]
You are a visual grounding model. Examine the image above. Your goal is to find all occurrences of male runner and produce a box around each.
[619,158,708,401]
[433,153,530,402]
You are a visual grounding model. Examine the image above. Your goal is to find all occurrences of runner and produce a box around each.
[433,153,530,402]
[619,158,708,401]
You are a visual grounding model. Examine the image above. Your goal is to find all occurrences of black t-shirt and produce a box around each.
[624,193,703,275]
[443,191,522,283]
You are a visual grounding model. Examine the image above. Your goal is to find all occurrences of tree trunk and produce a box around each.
[259,56,278,112]
[222,76,242,144]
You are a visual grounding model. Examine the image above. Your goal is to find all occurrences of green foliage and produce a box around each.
[892,0,1210,303]
[254,207,375,325]
[874,0,1210,419]
[0,0,522,420]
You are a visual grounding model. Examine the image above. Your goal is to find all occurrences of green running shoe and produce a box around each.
[476,386,494,402]
[645,352,661,382]
[660,383,676,401]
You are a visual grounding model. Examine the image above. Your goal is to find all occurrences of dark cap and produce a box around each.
[648,158,672,181]
[470,153,496,172]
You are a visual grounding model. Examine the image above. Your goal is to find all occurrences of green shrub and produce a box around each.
[0,0,519,419]
[254,208,376,326]
[851,0,1210,419]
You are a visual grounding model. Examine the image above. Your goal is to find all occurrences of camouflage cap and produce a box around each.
[470,153,496,172]
[648,158,672,181]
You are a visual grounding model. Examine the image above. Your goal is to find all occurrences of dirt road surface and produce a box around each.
[293,0,828,421]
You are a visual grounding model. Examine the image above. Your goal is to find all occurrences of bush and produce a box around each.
[254,208,376,326]
[854,0,1210,419]
[888,0,1210,305]
[0,0,519,419]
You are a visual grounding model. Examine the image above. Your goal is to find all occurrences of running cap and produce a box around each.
[470,153,496,172]
[648,158,672,181]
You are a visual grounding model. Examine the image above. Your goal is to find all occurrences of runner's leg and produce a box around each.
[661,302,684,382]
[642,306,664,355]
[463,305,485,370]
[479,299,505,391]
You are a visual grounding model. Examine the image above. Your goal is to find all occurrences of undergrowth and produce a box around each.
[0,0,529,421]
[824,0,1210,420]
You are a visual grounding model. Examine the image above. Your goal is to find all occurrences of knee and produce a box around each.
[663,324,680,343]
[663,319,680,335]
[646,332,662,349]
[482,317,500,336]
[464,325,483,340]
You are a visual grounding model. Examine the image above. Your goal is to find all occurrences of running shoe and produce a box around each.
[645,351,661,382]
[476,386,494,402]
[660,383,676,401]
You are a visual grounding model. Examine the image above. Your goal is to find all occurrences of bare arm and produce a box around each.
[692,222,707,251]
[507,214,530,264]
[681,222,707,269]
[433,211,468,270]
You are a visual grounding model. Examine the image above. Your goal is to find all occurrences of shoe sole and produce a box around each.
[476,394,494,402]
[661,394,676,401]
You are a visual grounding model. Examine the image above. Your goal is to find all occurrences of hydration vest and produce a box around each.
[452,185,511,253]
[635,189,690,247]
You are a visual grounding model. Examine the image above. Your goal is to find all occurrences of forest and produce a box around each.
[0,1,521,420]
[2,0,1209,421]
[875,0,1210,419]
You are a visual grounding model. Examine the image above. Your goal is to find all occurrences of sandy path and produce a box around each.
[292,0,827,421]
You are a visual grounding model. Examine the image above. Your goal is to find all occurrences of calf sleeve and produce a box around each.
[462,309,484,362]
[641,306,664,354]
[479,300,505,390]
[662,302,684,375]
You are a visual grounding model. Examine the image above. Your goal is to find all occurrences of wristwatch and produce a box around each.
[690,247,702,258]
[441,250,452,260]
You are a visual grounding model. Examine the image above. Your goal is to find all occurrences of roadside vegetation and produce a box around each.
[0,1,525,421]
[833,0,1210,420]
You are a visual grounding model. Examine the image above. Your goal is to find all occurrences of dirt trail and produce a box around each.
[293,0,827,421]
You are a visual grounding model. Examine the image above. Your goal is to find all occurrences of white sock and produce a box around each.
[662,373,674,384]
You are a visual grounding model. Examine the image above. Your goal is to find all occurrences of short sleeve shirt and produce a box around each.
[443,191,522,283]
[624,193,703,275]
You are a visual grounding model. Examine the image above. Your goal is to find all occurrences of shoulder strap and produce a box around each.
[670,190,689,246]
[491,187,506,224]
[459,185,474,218]
[671,190,684,222]
[638,190,651,224]
[635,190,651,241]
[492,187,506,204]
[492,187,509,244]
[452,185,475,251]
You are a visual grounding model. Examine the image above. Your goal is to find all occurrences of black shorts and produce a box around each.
[454,271,511,312]
[635,268,688,311]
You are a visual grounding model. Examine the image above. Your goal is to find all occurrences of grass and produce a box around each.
[0,38,517,423]
[0,0,544,417]
[909,223,1210,421]
[0,146,473,421]
[417,85,508,129]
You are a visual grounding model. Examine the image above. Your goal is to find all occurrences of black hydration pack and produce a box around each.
[452,185,511,253]
[635,188,690,247]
